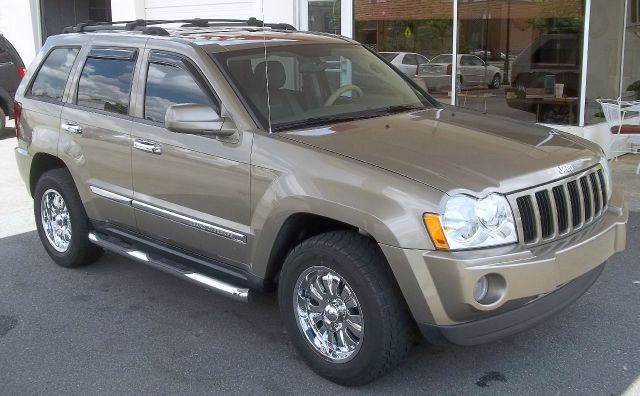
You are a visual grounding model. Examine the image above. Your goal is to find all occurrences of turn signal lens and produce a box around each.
[423,213,449,250]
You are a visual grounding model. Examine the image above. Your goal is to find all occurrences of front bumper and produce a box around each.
[380,188,628,344]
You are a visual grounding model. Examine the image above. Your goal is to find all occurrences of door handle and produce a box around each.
[61,121,83,134]
[133,139,162,155]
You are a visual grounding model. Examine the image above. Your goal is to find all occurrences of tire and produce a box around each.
[278,231,415,386]
[490,74,501,89]
[0,106,6,136]
[34,168,103,267]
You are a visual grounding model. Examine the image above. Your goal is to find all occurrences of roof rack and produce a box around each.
[61,17,297,36]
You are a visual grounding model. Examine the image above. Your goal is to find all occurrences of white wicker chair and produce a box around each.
[596,98,640,174]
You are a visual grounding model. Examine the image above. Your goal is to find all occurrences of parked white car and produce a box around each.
[419,54,502,91]
[380,52,430,77]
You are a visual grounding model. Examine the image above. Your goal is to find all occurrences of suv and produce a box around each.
[0,34,25,135]
[14,19,628,385]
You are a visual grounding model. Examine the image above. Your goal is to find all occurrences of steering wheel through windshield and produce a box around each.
[324,84,364,107]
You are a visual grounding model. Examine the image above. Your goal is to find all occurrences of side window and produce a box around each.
[29,47,79,101]
[460,56,472,66]
[402,54,417,65]
[470,56,484,66]
[144,62,213,123]
[76,56,135,115]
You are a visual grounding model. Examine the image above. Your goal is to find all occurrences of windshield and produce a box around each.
[212,44,434,131]
[430,55,452,64]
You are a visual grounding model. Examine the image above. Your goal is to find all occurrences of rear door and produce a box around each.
[59,44,142,229]
[459,55,477,84]
[400,53,418,76]
[130,49,252,269]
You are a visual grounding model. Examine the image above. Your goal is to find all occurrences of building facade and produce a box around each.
[1,0,639,154]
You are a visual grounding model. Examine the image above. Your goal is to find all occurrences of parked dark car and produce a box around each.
[0,34,25,135]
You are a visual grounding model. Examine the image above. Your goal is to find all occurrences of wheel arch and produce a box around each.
[261,212,363,286]
[29,152,68,198]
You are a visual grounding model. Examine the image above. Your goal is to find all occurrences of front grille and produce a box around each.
[511,165,608,245]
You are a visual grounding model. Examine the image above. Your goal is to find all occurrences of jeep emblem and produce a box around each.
[558,164,575,174]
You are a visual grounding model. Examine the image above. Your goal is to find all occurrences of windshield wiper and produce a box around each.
[273,105,428,132]
[273,111,386,131]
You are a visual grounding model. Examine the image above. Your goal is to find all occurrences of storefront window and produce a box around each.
[309,0,341,35]
[456,0,585,125]
[623,1,640,103]
[354,0,453,100]
[584,0,625,125]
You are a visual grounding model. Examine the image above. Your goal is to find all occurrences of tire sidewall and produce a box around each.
[34,171,88,266]
[279,245,388,382]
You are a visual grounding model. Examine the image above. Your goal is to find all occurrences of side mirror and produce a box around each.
[165,103,236,137]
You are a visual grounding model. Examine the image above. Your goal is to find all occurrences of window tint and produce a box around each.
[532,38,580,65]
[77,57,134,115]
[402,54,417,65]
[380,53,398,62]
[469,56,484,66]
[144,62,212,123]
[29,48,79,101]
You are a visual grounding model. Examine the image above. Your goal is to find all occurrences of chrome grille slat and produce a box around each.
[510,165,608,247]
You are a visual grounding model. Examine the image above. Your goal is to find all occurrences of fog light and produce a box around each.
[473,276,489,302]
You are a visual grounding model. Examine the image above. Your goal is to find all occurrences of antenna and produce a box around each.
[261,0,273,134]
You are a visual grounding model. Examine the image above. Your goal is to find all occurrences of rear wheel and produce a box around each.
[278,231,415,386]
[490,74,501,89]
[34,168,103,267]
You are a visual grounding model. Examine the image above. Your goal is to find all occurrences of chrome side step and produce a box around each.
[88,232,251,302]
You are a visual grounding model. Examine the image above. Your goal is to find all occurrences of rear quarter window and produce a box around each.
[28,47,79,101]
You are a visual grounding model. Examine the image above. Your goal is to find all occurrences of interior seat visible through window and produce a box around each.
[252,60,306,120]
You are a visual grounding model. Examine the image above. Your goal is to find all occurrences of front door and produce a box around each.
[130,50,252,269]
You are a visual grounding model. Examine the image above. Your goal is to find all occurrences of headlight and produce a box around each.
[600,156,613,201]
[425,194,517,250]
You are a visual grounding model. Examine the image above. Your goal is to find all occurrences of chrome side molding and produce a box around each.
[88,185,246,244]
[88,232,250,302]
[89,186,132,205]
[132,200,247,244]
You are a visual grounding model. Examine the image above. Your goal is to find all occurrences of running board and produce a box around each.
[88,232,251,302]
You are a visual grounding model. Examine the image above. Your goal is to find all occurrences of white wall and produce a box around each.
[111,0,146,20]
[0,0,41,66]
[141,0,297,25]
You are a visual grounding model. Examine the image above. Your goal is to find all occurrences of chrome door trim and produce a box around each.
[132,200,247,244]
[89,186,132,205]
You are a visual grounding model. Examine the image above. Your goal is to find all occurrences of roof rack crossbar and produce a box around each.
[61,17,296,34]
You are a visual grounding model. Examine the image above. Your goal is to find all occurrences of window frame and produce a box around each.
[137,50,221,127]
[72,46,138,118]
[25,46,81,105]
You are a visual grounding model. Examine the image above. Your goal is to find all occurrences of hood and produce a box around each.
[279,107,601,195]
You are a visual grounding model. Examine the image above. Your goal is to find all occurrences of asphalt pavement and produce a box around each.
[1,127,639,395]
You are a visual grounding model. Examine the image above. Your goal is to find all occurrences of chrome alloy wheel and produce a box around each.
[294,266,364,362]
[40,189,72,253]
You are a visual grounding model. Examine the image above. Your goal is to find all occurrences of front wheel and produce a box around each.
[278,231,415,386]
[34,168,103,267]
